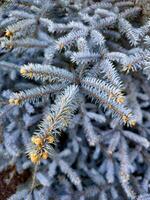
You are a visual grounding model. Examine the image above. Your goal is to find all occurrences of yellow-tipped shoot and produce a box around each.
[30,153,40,164]
[116,96,125,104]
[5,30,13,38]
[20,67,33,78]
[9,98,21,105]
[46,135,55,144]
[129,120,136,127]
[59,42,64,49]
[31,136,43,146]
[20,68,27,76]
[41,151,49,160]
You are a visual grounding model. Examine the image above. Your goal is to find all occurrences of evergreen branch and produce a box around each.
[55,29,88,50]
[90,30,105,46]
[9,84,64,105]
[27,85,79,163]
[99,59,124,89]
[20,63,74,83]
[82,86,135,126]
[81,77,125,104]
[118,18,139,46]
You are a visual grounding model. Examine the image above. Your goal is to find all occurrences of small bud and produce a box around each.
[122,115,129,123]
[41,151,49,160]
[29,72,33,78]
[5,30,13,38]
[59,43,64,49]
[46,135,55,144]
[20,67,33,78]
[108,104,112,109]
[108,93,113,99]
[127,64,132,69]
[9,98,20,105]
[31,136,43,146]
[20,68,27,75]
[122,64,134,73]
[116,96,125,104]
[129,120,136,127]
[30,153,40,164]
[9,99,14,104]
[6,44,13,49]
[14,99,21,105]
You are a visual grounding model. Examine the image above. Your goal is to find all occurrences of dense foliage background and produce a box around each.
[0,0,150,199]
